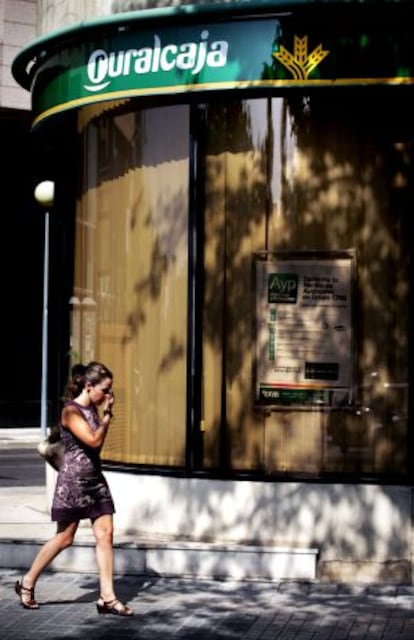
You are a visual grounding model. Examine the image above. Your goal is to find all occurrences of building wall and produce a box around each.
[106,475,413,583]
[35,0,231,34]
[0,0,36,109]
[0,0,48,427]
[37,0,111,34]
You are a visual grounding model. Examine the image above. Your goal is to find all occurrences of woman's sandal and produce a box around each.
[96,597,133,616]
[14,579,40,610]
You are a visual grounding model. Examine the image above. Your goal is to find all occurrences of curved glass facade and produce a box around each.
[71,87,411,479]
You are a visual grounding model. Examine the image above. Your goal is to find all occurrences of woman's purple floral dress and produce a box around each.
[51,400,115,521]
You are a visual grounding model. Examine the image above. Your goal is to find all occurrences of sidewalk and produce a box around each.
[1,429,414,639]
[0,427,40,448]
[1,569,414,639]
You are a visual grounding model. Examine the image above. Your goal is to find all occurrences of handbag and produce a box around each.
[37,424,64,471]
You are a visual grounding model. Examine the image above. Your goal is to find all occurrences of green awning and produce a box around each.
[12,1,414,127]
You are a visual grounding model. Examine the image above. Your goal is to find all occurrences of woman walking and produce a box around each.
[15,361,133,616]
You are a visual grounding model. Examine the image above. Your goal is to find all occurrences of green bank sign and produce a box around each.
[29,19,278,124]
[13,11,414,126]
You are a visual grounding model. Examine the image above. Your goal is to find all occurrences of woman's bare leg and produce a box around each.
[92,514,133,615]
[18,521,78,605]
[92,514,116,601]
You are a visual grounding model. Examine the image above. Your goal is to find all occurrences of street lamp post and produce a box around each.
[34,180,55,439]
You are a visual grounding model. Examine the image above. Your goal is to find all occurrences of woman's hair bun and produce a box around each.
[71,363,86,378]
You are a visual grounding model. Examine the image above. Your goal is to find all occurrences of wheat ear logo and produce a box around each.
[273,35,329,80]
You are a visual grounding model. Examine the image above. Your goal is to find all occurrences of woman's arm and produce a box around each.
[62,405,113,449]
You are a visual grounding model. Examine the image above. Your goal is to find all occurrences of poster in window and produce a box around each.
[255,251,354,408]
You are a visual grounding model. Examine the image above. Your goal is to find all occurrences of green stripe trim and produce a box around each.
[32,74,414,128]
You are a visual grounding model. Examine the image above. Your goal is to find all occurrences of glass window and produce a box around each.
[74,103,190,466]
[199,93,410,478]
